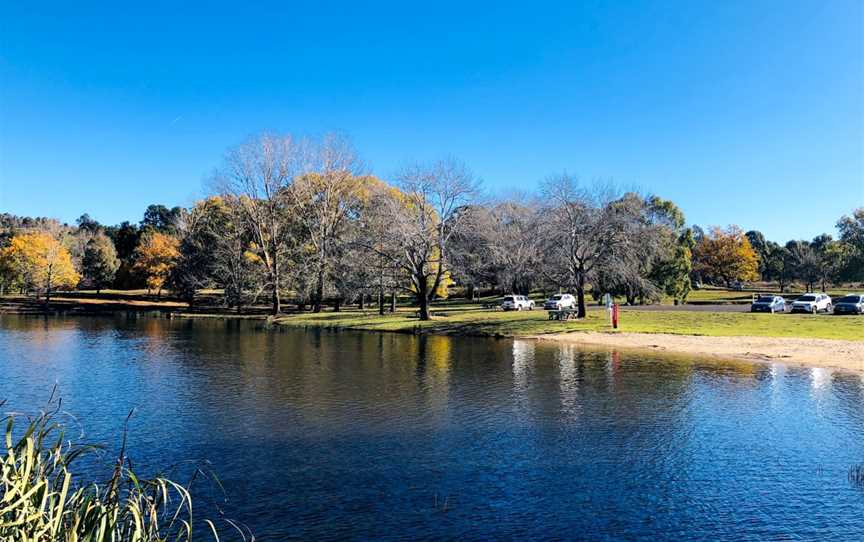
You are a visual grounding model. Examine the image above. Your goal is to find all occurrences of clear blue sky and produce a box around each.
[1,1,862,241]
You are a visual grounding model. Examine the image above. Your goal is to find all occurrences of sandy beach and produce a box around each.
[533,331,864,373]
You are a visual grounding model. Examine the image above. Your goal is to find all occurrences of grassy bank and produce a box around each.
[4,289,862,341]
[274,304,864,341]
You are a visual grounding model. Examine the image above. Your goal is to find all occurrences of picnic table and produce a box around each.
[548,309,579,321]
[482,302,502,310]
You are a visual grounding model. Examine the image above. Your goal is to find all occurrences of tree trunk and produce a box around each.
[418,293,431,320]
[358,294,365,310]
[334,298,341,312]
[467,283,475,302]
[378,291,385,315]
[576,274,587,318]
[416,273,431,320]
[313,268,324,313]
[390,292,396,313]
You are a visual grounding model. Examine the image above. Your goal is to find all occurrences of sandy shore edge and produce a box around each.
[530,332,864,373]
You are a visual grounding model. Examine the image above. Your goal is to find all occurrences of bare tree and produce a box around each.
[361,158,479,320]
[484,199,542,295]
[214,134,304,314]
[538,175,632,318]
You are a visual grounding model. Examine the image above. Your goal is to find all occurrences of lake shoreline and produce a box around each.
[530,331,864,373]
[3,298,861,373]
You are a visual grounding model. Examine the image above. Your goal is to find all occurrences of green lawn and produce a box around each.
[274,304,864,341]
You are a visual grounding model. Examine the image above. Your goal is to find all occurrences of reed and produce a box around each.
[0,398,247,541]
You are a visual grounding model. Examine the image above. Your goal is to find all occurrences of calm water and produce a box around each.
[2,314,864,540]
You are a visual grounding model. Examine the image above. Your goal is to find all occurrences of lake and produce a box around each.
[2,314,863,540]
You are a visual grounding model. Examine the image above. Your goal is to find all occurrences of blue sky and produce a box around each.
[1,1,862,241]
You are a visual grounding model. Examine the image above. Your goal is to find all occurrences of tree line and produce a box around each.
[1,133,862,319]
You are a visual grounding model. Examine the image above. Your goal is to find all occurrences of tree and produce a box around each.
[692,226,759,287]
[353,179,405,314]
[76,213,102,234]
[105,221,142,289]
[476,200,541,295]
[105,221,141,262]
[140,205,183,235]
[808,234,845,291]
[170,199,221,305]
[538,176,638,317]
[215,133,303,314]
[212,196,261,311]
[745,230,769,280]
[447,205,495,299]
[0,246,22,295]
[837,208,864,282]
[82,232,119,294]
[360,158,479,320]
[133,232,180,296]
[763,242,793,292]
[7,232,80,303]
[785,240,821,292]
[650,228,695,303]
[170,196,255,309]
[286,135,366,312]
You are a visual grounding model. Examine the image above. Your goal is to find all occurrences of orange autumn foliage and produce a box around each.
[133,232,180,294]
[693,226,760,286]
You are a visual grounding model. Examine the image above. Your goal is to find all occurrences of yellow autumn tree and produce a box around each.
[7,232,80,302]
[0,246,21,295]
[133,232,180,296]
[693,225,760,287]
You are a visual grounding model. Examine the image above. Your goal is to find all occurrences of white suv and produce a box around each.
[791,293,832,314]
[544,293,576,310]
[501,295,535,311]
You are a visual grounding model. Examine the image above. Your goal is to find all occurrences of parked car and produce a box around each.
[790,293,832,314]
[501,295,535,311]
[543,293,576,310]
[833,294,864,315]
[751,295,786,313]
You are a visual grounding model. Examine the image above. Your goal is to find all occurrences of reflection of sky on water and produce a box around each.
[555,343,581,419]
[511,339,533,392]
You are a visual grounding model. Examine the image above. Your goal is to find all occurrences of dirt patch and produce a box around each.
[532,331,864,373]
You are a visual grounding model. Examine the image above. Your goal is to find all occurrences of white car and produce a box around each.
[500,295,535,311]
[791,293,832,314]
[544,293,576,310]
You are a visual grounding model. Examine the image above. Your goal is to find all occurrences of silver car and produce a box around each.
[751,295,786,313]
[501,295,535,311]
[543,293,576,310]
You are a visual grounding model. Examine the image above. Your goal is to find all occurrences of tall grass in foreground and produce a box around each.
[0,399,250,541]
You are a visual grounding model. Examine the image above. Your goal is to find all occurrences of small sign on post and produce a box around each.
[604,293,613,326]
[612,303,619,329]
